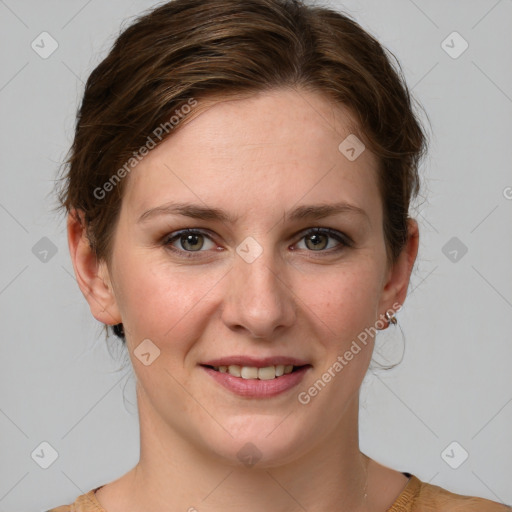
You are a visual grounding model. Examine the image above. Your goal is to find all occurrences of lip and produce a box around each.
[201,364,311,398]
[201,355,310,368]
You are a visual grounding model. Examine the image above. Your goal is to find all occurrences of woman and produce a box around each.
[48,0,509,510]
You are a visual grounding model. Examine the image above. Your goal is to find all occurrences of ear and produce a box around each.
[377,218,419,318]
[67,210,122,326]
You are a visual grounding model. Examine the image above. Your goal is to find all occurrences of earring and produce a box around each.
[371,310,405,370]
[385,311,397,327]
[113,323,125,338]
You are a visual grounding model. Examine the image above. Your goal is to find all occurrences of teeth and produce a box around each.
[228,365,241,377]
[258,366,276,380]
[212,364,300,379]
[241,366,259,379]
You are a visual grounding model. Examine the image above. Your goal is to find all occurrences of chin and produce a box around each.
[199,414,315,469]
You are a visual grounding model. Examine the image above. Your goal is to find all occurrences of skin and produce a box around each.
[68,87,419,512]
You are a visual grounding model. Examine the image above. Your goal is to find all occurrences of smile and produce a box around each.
[200,363,311,398]
[207,364,300,380]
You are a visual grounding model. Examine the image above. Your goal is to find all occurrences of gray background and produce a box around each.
[1,0,511,511]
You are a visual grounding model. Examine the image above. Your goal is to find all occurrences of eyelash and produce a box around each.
[162,227,352,259]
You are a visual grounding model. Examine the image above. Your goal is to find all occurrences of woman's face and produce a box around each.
[91,88,415,466]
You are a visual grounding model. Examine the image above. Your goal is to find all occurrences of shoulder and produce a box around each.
[393,474,511,512]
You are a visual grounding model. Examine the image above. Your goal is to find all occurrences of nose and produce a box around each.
[220,246,296,339]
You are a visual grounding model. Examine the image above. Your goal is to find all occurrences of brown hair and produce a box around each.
[56,0,429,341]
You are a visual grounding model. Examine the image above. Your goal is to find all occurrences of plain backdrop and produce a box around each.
[0,1,511,511]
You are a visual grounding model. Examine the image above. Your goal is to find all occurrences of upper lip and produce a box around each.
[201,356,311,368]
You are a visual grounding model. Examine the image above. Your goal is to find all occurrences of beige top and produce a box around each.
[46,474,510,511]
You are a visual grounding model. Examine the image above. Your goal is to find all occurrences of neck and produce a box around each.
[118,389,370,512]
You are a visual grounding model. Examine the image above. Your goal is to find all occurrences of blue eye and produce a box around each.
[163,227,351,258]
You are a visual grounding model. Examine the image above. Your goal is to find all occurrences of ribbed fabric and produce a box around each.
[46,474,510,511]
[387,474,421,511]
[46,487,105,512]
[387,475,511,512]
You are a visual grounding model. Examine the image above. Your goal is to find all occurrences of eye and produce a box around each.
[163,229,216,255]
[294,227,351,252]
[162,227,351,259]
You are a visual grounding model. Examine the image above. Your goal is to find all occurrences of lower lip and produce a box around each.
[201,366,310,398]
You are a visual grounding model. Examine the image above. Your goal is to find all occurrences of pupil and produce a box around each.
[307,234,327,250]
[183,234,202,251]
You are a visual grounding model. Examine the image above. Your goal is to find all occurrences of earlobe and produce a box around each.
[67,210,122,326]
[378,218,420,320]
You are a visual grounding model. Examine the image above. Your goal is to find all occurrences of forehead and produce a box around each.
[122,88,382,227]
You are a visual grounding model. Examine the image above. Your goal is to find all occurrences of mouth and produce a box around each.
[200,360,312,398]
[201,364,310,380]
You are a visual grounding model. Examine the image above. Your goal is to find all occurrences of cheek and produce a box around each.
[294,259,382,347]
[112,248,224,350]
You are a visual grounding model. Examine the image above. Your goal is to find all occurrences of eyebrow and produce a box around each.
[137,201,370,225]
